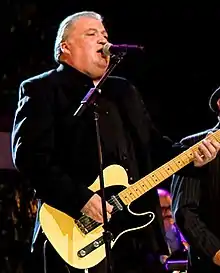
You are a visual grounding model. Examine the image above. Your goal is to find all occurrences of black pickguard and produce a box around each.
[95,185,154,242]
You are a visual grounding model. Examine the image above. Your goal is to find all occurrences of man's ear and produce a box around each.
[60,41,70,55]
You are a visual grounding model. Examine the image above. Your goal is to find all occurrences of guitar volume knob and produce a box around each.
[93,241,99,248]
[79,250,86,257]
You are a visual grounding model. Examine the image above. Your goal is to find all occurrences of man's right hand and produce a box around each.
[81,193,113,223]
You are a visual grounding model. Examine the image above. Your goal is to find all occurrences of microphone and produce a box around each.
[102,42,144,56]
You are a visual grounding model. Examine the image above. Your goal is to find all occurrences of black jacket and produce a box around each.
[171,123,220,273]
[11,62,170,262]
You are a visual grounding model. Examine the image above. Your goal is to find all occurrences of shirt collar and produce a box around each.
[56,61,94,89]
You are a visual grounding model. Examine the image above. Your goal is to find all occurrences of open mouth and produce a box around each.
[97,48,106,58]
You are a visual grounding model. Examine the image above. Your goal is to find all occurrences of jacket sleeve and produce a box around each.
[11,80,93,218]
[171,139,220,260]
[119,81,174,168]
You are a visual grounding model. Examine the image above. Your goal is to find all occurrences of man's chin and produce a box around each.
[94,65,108,77]
[98,62,109,70]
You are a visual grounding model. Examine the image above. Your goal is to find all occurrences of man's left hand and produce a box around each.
[194,135,220,167]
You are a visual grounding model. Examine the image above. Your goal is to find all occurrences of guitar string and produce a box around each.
[78,186,151,231]
[78,196,121,231]
[78,180,155,231]
[78,182,153,231]
[79,189,153,231]
[81,205,119,231]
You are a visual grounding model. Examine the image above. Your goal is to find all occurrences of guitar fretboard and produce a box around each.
[118,130,220,205]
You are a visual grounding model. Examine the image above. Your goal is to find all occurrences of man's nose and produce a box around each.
[98,37,108,45]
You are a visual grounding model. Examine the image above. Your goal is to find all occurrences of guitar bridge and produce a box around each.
[75,219,89,235]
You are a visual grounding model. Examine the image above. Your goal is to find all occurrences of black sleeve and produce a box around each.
[171,156,220,261]
[11,81,93,218]
[120,81,174,168]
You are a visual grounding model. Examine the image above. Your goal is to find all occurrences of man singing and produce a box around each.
[11,11,220,273]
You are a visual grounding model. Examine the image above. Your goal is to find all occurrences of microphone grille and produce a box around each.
[102,43,112,56]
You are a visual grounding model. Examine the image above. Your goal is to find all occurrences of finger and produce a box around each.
[86,204,103,223]
[194,151,204,163]
[107,212,111,221]
[205,133,220,150]
[198,141,212,159]
[95,212,103,223]
[210,139,220,150]
[84,210,103,223]
[202,139,219,158]
[106,202,113,213]
[96,211,111,223]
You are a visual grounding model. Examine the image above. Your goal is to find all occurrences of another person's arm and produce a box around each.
[171,159,220,265]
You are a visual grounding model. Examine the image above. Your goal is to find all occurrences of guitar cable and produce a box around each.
[43,239,48,273]
[43,239,72,273]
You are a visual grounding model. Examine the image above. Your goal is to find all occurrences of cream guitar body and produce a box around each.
[40,164,154,269]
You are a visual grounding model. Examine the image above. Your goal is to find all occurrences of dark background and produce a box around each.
[1,1,220,272]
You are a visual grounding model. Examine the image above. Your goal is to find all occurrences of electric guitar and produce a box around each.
[39,130,220,269]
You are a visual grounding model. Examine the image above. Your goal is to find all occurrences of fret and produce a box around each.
[146,177,154,187]
[131,184,144,195]
[173,156,186,168]
[125,189,136,201]
[119,192,130,205]
[120,191,133,205]
[129,186,139,198]
[138,179,150,191]
[185,148,194,156]
[136,183,146,194]
[149,172,161,183]
[181,152,193,163]
[158,167,170,179]
[145,178,154,188]
[163,162,176,173]
[168,161,180,172]
[161,164,174,176]
[147,176,158,187]
[154,169,167,180]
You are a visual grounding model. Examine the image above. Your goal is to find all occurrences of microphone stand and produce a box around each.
[74,52,126,273]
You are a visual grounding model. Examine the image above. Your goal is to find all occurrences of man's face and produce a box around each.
[61,16,110,80]
[159,195,174,230]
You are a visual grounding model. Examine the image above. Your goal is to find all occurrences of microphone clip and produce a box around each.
[73,88,101,117]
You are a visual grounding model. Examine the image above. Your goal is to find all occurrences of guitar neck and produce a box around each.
[118,130,220,205]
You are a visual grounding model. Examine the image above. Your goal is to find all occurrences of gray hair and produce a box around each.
[54,11,103,63]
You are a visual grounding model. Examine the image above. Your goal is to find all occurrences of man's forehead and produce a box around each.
[73,16,106,32]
